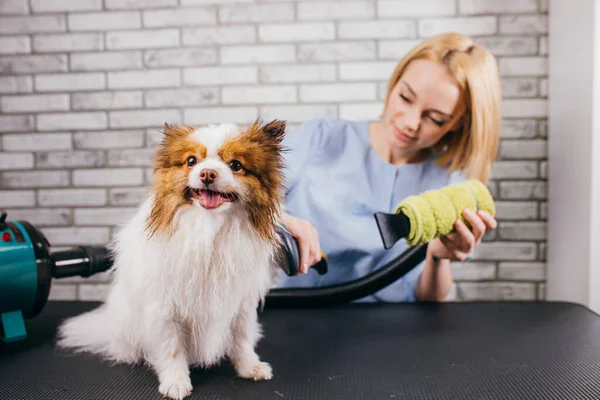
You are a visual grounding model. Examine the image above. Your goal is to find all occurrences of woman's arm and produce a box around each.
[415,241,453,302]
[280,211,322,274]
[415,208,497,302]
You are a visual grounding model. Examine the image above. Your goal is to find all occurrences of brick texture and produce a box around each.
[0,0,548,302]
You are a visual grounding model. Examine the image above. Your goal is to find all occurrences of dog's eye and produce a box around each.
[186,156,197,166]
[229,160,243,172]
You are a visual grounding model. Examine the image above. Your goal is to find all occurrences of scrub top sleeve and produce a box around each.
[281,119,324,194]
[448,168,468,185]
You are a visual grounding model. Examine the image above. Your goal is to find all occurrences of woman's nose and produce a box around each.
[403,107,420,132]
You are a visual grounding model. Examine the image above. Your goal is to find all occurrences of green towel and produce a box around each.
[395,179,495,246]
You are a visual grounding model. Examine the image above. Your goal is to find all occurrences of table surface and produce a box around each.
[1,301,600,400]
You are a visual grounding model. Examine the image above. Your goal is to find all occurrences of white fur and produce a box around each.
[190,123,239,157]
[56,124,281,400]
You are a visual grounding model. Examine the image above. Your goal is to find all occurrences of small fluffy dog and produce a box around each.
[57,120,288,399]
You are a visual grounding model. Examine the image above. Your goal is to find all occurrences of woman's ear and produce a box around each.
[432,128,459,155]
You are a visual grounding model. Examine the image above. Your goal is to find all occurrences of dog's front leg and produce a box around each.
[145,316,193,400]
[228,303,272,381]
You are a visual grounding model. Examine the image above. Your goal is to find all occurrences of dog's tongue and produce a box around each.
[201,190,224,209]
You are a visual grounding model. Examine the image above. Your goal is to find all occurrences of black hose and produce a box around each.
[264,243,428,308]
[49,241,428,309]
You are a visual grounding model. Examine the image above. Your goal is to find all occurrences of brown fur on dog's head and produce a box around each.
[146,120,287,243]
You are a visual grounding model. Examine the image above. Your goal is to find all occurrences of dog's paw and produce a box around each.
[237,361,273,381]
[158,375,193,400]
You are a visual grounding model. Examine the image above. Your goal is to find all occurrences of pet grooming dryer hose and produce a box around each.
[266,180,496,307]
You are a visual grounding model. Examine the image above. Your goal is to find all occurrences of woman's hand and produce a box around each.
[428,208,497,261]
[280,212,321,274]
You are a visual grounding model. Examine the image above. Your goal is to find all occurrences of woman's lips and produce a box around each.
[393,125,416,143]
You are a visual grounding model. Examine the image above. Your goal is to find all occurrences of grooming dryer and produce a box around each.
[0,211,113,343]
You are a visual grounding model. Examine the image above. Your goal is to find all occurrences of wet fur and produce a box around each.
[56,120,287,399]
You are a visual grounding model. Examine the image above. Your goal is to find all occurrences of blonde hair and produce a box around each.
[382,32,502,183]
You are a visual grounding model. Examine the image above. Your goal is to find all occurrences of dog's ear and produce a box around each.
[163,122,174,136]
[163,123,194,138]
[261,119,286,142]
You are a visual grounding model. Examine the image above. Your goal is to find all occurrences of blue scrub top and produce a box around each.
[276,118,467,302]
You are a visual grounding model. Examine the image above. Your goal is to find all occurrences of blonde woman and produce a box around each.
[278,32,501,303]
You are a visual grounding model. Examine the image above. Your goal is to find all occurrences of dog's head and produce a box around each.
[146,119,287,241]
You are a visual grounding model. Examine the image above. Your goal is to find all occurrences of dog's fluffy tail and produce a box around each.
[57,305,111,354]
[56,305,135,363]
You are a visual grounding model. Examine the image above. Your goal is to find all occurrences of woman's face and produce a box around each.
[383,58,462,158]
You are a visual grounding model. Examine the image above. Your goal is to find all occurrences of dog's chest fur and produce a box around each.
[112,197,277,365]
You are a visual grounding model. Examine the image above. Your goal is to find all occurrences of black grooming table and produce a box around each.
[1,301,600,399]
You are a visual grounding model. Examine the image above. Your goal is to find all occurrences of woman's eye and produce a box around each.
[229,160,243,172]
[430,117,444,126]
[399,93,410,102]
[186,156,197,166]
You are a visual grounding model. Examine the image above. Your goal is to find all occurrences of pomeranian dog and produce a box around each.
[56,119,287,399]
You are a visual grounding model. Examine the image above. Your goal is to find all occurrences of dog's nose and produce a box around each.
[199,168,218,184]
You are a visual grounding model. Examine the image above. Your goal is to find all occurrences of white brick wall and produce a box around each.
[0,0,548,302]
